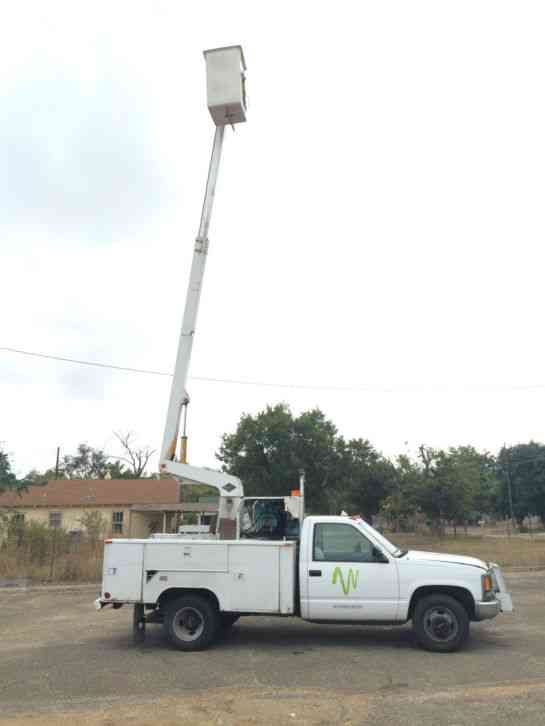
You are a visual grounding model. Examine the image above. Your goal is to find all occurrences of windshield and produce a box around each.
[355,519,404,557]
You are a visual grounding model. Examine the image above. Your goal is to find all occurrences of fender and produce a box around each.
[399,576,480,621]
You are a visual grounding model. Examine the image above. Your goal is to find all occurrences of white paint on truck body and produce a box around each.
[102,540,144,603]
[102,539,296,615]
[99,516,512,625]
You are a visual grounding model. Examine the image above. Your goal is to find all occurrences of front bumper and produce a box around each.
[475,564,514,621]
[474,599,501,621]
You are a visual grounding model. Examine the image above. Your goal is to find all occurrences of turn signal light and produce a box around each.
[482,574,495,601]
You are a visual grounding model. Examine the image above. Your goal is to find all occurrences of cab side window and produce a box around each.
[313,523,383,563]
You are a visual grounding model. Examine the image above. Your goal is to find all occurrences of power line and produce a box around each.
[1,346,171,377]
[3,345,545,393]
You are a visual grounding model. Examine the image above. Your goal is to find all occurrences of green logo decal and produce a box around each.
[332,567,359,595]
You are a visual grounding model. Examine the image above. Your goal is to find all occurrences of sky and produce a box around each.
[2,1,545,478]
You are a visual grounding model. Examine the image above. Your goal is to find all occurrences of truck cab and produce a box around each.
[299,517,512,632]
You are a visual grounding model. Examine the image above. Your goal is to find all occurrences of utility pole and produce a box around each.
[503,443,516,532]
[55,446,60,479]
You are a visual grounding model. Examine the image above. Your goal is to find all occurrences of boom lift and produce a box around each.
[159,46,303,538]
[94,50,514,653]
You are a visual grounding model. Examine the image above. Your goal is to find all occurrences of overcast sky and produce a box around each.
[2,1,545,479]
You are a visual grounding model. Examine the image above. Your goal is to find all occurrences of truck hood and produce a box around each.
[403,549,487,570]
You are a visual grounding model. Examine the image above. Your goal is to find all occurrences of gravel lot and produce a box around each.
[1,571,544,725]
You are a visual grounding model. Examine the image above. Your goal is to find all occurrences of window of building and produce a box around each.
[112,511,124,534]
[49,512,62,529]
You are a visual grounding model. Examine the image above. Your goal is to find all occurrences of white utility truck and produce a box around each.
[95,46,513,652]
[96,514,512,653]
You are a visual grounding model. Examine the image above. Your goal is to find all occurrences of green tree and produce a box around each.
[218,404,308,501]
[333,438,396,520]
[218,404,393,515]
[0,445,22,494]
[1,448,16,492]
[472,450,501,520]
[411,446,482,535]
[497,443,545,526]
[379,454,422,531]
[62,443,110,479]
[61,443,135,479]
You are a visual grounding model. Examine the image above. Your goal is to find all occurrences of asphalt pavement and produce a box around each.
[1,571,544,725]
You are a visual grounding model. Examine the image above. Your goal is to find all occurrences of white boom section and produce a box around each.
[159,125,244,501]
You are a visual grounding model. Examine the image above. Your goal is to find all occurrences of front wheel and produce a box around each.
[413,594,470,653]
[163,595,219,651]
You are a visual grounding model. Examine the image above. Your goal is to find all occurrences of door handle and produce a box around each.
[308,570,322,577]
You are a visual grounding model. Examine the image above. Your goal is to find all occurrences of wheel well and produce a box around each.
[156,588,220,613]
[408,586,475,620]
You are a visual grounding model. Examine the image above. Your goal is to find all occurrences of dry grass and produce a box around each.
[2,531,545,584]
[392,532,545,568]
[0,515,105,584]
[0,547,103,583]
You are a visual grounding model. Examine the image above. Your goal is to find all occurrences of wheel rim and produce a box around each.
[172,607,205,642]
[423,606,459,643]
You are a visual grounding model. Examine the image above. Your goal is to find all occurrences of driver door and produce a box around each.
[305,521,399,621]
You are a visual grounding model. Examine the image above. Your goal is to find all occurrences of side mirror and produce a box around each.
[372,546,388,563]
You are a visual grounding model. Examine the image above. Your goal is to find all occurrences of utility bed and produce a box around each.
[100,538,297,614]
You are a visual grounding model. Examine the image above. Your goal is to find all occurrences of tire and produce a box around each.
[413,594,470,653]
[163,595,219,651]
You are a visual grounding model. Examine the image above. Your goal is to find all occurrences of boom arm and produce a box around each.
[159,125,244,501]
[160,125,225,466]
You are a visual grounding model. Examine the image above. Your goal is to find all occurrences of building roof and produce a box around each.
[0,479,182,508]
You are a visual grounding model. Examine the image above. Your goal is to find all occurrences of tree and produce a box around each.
[1,448,16,492]
[411,446,483,534]
[218,404,303,500]
[217,404,394,515]
[20,436,154,484]
[113,431,156,478]
[62,443,136,480]
[0,445,21,494]
[471,450,501,520]
[62,443,112,479]
[497,443,545,526]
[379,455,422,531]
[22,469,52,486]
[333,438,396,520]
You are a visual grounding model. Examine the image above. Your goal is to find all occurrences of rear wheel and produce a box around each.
[413,594,470,653]
[163,595,219,651]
